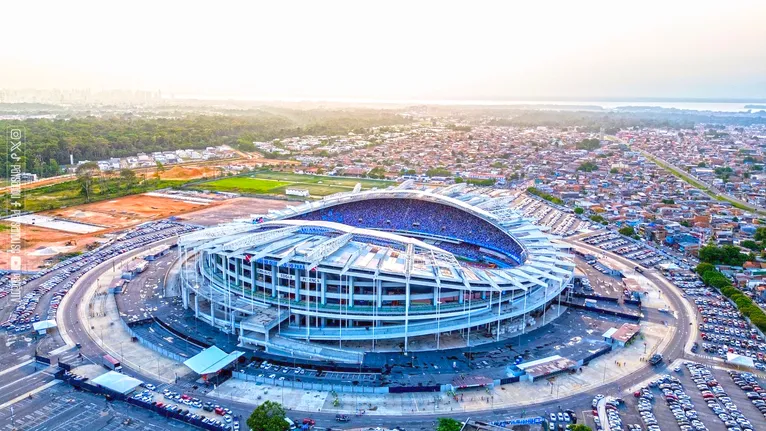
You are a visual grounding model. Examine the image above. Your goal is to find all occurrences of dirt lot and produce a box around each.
[43,194,210,230]
[0,224,104,269]
[159,165,220,180]
[0,195,294,270]
[0,194,209,269]
[177,197,294,226]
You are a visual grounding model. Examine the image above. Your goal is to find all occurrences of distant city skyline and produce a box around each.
[3,1,766,100]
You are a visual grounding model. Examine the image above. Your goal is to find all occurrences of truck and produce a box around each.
[103,354,122,371]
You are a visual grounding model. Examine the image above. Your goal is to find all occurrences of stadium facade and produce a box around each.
[178,185,574,361]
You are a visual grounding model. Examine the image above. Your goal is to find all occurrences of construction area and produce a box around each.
[0,194,292,270]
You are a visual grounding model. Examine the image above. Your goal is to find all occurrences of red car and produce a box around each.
[303,418,315,426]
[215,407,225,415]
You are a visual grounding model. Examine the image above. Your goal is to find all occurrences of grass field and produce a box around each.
[0,179,188,212]
[196,171,393,197]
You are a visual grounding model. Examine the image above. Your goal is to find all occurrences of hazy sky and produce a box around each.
[3,0,766,100]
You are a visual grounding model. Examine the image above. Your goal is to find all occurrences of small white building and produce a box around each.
[285,188,310,197]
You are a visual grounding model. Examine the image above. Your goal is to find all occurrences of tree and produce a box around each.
[527,187,563,205]
[610,167,619,174]
[246,401,289,431]
[568,425,593,431]
[695,262,715,277]
[575,138,601,151]
[47,158,61,176]
[698,245,751,266]
[437,418,463,431]
[75,161,100,203]
[367,166,386,179]
[619,226,635,237]
[741,240,761,251]
[577,161,598,172]
[574,207,584,215]
[119,168,137,189]
[426,166,452,177]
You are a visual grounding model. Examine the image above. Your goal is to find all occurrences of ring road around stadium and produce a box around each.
[177,187,574,360]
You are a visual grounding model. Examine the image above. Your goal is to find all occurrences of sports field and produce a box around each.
[196,171,393,197]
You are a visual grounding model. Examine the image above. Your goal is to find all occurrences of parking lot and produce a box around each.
[0,383,199,431]
[128,385,242,430]
[582,232,670,269]
[667,271,766,370]
[510,195,596,237]
[0,221,200,339]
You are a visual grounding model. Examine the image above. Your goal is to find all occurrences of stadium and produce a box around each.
[177,185,574,362]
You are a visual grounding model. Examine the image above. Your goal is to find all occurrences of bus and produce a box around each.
[103,354,122,371]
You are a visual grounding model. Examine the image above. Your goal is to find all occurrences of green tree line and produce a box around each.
[0,109,409,179]
[527,187,564,205]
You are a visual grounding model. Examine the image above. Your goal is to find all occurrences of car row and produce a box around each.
[633,386,661,431]
[130,389,235,431]
[591,394,624,431]
[667,270,766,368]
[728,370,766,420]
[653,371,708,431]
[584,232,621,245]
[688,288,766,368]
[583,232,672,268]
[685,362,756,431]
[511,196,593,237]
[1,221,199,333]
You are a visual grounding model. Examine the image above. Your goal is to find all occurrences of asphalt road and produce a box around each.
[569,239,694,364]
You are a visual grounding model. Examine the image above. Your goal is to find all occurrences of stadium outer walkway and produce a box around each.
[73,259,192,384]
[207,315,671,415]
[67,239,675,416]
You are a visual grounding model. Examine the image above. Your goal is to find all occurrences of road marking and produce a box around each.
[0,359,33,377]
[49,344,73,356]
[0,369,48,392]
[0,380,61,410]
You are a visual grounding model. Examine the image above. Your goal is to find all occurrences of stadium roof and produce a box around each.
[183,346,244,375]
[91,371,143,395]
[183,187,574,291]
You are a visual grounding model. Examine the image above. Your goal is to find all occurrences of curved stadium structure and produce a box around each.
[178,186,574,362]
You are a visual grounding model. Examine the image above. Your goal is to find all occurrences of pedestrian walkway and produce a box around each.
[80,264,191,384]
[210,319,671,415]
